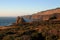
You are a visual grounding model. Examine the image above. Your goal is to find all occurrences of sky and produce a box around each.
[0,0,60,17]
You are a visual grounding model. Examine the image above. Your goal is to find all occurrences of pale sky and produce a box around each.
[0,0,60,17]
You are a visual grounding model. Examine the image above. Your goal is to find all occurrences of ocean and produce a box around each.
[0,17,33,26]
[0,17,16,26]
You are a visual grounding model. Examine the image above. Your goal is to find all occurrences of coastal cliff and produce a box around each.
[24,8,60,21]
[0,8,60,40]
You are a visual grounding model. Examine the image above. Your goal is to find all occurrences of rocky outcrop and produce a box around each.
[33,8,60,20]
[36,8,60,15]
[23,8,60,21]
[10,8,60,26]
[15,16,25,25]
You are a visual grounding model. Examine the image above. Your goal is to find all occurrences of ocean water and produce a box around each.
[0,17,16,26]
[0,17,33,26]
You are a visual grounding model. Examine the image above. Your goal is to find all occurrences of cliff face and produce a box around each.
[24,8,60,21]
[12,8,60,26]
[36,8,60,15]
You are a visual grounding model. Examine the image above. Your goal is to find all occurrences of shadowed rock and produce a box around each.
[16,16,25,24]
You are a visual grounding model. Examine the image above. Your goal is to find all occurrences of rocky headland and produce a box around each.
[0,8,60,40]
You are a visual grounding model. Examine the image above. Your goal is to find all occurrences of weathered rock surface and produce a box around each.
[24,8,60,21]
[16,16,25,24]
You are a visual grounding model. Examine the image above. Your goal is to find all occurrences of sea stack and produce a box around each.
[16,16,25,25]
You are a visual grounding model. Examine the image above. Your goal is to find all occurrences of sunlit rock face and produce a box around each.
[14,8,60,25]
[35,8,60,15]
[23,8,60,21]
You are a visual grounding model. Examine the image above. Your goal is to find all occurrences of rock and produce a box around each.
[16,16,25,25]
[23,8,60,21]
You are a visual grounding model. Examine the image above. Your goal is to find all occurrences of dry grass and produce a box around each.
[0,21,60,40]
